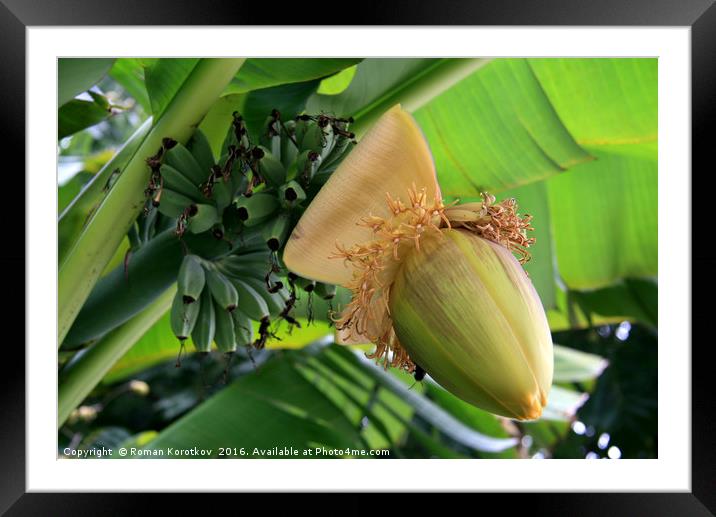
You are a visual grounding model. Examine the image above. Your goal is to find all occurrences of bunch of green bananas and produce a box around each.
[62,109,351,354]
[150,110,354,355]
[146,110,356,243]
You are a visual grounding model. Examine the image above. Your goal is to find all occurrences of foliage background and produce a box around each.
[58,58,657,459]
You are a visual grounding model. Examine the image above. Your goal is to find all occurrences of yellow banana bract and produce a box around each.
[283,105,440,286]
[389,229,552,420]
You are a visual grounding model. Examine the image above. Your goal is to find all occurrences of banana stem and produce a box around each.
[58,58,246,347]
[58,286,175,428]
[58,118,152,269]
[350,58,490,138]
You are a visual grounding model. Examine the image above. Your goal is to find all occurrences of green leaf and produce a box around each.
[58,172,93,214]
[425,385,519,458]
[497,181,556,309]
[570,278,657,328]
[530,59,658,290]
[317,65,357,95]
[109,58,154,110]
[336,346,519,453]
[307,58,489,137]
[546,282,653,332]
[144,358,364,457]
[413,59,592,196]
[300,351,412,451]
[553,344,608,383]
[241,80,323,141]
[225,58,362,95]
[307,58,591,196]
[101,311,177,383]
[426,58,656,294]
[546,144,657,289]
[63,229,186,347]
[58,97,112,139]
[58,58,115,106]
[528,58,657,149]
[144,58,200,118]
[307,59,434,115]
[521,419,570,453]
[311,345,448,455]
[309,57,655,296]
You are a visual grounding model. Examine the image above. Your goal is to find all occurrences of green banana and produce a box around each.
[205,266,239,312]
[178,254,206,303]
[287,150,320,184]
[242,277,286,316]
[165,142,208,186]
[191,288,215,353]
[318,124,336,161]
[321,135,354,171]
[170,292,201,340]
[221,112,249,157]
[235,193,279,227]
[230,277,270,321]
[213,299,237,353]
[156,189,194,218]
[278,181,306,208]
[280,120,298,169]
[230,165,247,199]
[256,146,286,186]
[140,204,158,242]
[314,282,337,300]
[221,204,243,235]
[232,308,255,347]
[211,223,225,240]
[294,276,316,293]
[225,249,273,262]
[160,164,201,200]
[262,212,291,251]
[187,129,215,174]
[232,226,270,253]
[271,134,282,161]
[218,257,270,279]
[293,116,309,148]
[211,178,234,213]
[187,204,219,234]
[259,115,282,160]
[299,123,324,154]
[222,249,273,265]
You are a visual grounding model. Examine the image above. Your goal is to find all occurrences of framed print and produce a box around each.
[3,0,714,513]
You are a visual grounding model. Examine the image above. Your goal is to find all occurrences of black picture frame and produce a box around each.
[4,0,713,513]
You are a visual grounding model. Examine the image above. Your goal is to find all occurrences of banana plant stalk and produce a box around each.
[58,286,175,428]
[58,58,245,347]
[59,118,152,268]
